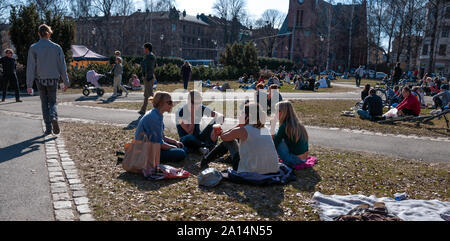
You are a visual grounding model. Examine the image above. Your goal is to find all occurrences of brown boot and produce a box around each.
[52,120,60,135]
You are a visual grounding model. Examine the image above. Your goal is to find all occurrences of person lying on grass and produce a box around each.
[270,101,309,168]
[135,91,186,163]
[200,102,279,174]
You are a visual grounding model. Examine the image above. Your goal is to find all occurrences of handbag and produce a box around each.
[122,133,161,174]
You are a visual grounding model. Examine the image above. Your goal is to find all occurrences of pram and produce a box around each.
[83,70,105,97]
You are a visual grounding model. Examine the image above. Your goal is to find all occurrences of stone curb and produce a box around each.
[42,121,95,221]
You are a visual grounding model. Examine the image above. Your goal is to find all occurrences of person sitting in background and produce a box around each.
[411,86,425,107]
[134,91,186,163]
[396,86,421,116]
[361,84,371,101]
[271,101,309,168]
[200,102,279,174]
[258,76,265,84]
[126,74,142,90]
[317,76,328,88]
[432,84,450,110]
[357,88,383,121]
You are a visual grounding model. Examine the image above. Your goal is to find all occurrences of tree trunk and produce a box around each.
[427,0,441,74]
[347,1,355,71]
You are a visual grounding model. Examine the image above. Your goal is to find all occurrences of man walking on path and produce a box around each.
[139,42,157,115]
[1,49,22,102]
[181,61,192,90]
[26,24,70,135]
[355,66,364,87]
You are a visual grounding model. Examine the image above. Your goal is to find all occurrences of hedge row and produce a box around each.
[258,57,294,71]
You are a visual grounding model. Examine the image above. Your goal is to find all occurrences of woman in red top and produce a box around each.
[396,86,421,116]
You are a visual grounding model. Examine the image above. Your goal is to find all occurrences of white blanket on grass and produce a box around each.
[312,192,450,221]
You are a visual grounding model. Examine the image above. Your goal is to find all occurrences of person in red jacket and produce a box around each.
[396,86,421,116]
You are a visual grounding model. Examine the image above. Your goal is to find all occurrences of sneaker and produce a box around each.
[44,129,52,135]
[125,90,129,97]
[51,120,60,135]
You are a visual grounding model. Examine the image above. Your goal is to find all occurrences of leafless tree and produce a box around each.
[114,0,135,16]
[213,0,247,44]
[154,0,176,12]
[92,0,117,17]
[254,9,286,57]
[70,0,93,18]
[426,0,445,74]
[28,0,69,16]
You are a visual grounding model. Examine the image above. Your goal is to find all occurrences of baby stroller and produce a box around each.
[83,70,105,97]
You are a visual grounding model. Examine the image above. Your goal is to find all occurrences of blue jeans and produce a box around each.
[177,123,216,151]
[357,109,372,120]
[276,140,305,168]
[161,148,186,163]
[37,83,58,130]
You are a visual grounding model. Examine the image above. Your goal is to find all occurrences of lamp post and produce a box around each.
[197,37,201,59]
[320,35,324,70]
[160,34,164,56]
[212,39,218,63]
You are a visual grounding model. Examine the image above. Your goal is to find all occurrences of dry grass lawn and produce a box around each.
[60,122,449,221]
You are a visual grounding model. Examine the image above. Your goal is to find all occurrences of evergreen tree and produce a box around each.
[9,3,75,65]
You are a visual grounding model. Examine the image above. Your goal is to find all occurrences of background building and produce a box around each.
[418,1,450,77]
[73,7,245,62]
[273,0,367,71]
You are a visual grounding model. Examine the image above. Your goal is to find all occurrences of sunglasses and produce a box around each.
[166,100,173,106]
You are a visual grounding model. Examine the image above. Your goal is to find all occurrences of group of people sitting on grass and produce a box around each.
[356,83,450,121]
[134,90,308,176]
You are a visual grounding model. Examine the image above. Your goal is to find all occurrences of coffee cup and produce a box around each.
[213,124,222,136]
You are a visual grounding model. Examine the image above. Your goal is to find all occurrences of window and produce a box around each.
[446,7,450,19]
[442,27,449,38]
[300,10,304,27]
[439,44,447,56]
[422,44,428,55]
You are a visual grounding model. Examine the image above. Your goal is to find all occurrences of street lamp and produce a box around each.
[197,37,201,59]
[212,39,218,63]
[160,34,164,56]
[319,35,324,70]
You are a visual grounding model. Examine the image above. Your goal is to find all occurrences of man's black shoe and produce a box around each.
[44,129,52,135]
[52,120,60,135]
[138,110,145,115]
[16,100,22,102]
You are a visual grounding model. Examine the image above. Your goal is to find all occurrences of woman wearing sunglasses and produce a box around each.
[134,91,186,162]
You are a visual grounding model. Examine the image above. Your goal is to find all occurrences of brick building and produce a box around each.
[273,0,367,71]
[73,8,244,61]
[418,1,450,78]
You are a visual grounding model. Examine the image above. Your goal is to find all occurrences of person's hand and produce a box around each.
[175,141,184,149]
[27,88,33,95]
[62,84,68,92]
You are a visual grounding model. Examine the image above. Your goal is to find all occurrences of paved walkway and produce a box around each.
[0,96,448,163]
[0,114,54,221]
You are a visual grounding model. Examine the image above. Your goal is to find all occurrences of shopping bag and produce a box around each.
[122,133,161,174]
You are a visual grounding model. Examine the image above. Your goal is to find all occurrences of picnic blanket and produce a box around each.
[312,192,450,221]
[222,163,296,186]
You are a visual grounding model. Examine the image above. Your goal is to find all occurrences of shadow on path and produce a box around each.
[0,135,57,164]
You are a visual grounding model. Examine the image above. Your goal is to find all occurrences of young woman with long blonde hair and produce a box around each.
[273,101,309,167]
